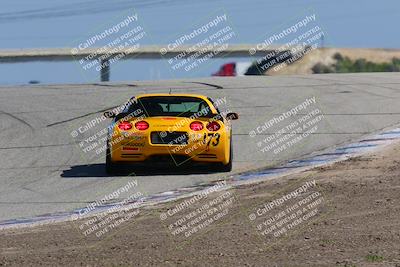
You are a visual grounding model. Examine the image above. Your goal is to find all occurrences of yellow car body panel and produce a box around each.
[107,94,232,166]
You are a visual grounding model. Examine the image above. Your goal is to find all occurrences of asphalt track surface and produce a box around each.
[1,73,400,222]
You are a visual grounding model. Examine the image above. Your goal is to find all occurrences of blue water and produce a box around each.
[0,0,399,84]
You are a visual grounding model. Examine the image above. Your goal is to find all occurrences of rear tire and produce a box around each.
[217,138,233,172]
[105,145,118,175]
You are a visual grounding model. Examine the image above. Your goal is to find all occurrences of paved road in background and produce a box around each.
[1,73,400,222]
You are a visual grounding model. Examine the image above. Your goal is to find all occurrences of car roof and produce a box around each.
[136,93,209,100]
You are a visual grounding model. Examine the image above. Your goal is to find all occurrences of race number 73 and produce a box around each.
[203,133,220,146]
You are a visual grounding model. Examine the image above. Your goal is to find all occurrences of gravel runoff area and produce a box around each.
[1,141,400,267]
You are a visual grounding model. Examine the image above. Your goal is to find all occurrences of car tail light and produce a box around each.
[135,121,149,130]
[190,121,203,131]
[118,121,132,131]
[206,121,220,131]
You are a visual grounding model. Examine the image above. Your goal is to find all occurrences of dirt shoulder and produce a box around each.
[1,143,400,267]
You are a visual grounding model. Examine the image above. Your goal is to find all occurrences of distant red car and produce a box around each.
[212,62,253,77]
[212,62,236,76]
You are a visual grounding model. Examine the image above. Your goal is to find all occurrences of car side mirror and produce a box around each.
[104,111,116,118]
[226,112,239,120]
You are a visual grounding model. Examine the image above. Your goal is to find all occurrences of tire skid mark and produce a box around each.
[184,81,223,89]
[0,110,34,130]
[46,106,118,127]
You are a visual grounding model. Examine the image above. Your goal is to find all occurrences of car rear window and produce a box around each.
[126,96,214,118]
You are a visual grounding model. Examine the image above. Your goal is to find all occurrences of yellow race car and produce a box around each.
[104,93,238,174]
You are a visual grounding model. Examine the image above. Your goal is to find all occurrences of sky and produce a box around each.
[0,0,399,84]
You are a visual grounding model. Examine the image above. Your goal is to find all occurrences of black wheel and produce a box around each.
[105,145,118,175]
[217,138,233,172]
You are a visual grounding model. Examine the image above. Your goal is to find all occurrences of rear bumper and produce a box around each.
[109,138,226,165]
